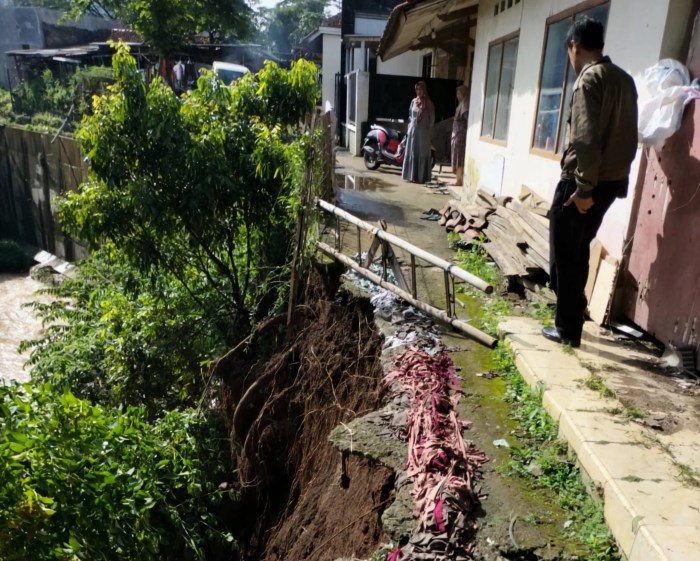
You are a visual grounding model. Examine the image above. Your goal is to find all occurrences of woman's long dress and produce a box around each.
[451,103,468,170]
[402,98,435,184]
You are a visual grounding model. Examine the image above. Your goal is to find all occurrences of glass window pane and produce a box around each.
[556,4,610,152]
[556,64,576,153]
[578,3,609,26]
[481,42,503,137]
[533,17,570,150]
[494,37,519,140]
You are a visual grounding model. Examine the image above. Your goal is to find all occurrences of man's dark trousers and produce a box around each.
[549,178,624,342]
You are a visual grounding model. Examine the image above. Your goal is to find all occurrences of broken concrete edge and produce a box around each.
[497,321,669,561]
[32,249,77,280]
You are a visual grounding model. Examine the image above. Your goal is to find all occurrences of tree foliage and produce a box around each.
[20,247,227,413]
[2,43,323,561]
[255,0,330,54]
[60,44,318,341]
[0,383,235,560]
[28,0,254,54]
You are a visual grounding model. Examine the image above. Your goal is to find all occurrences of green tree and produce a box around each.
[17,0,254,54]
[256,0,330,54]
[54,42,318,354]
[20,247,228,413]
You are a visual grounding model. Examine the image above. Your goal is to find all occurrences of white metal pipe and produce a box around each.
[317,242,498,348]
[317,198,493,294]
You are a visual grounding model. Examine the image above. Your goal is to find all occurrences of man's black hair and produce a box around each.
[565,17,605,50]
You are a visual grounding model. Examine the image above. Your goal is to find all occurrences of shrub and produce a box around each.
[20,247,227,413]
[0,383,236,561]
[0,240,33,273]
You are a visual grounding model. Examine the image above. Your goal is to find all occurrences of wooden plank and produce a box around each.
[476,188,498,208]
[584,239,603,304]
[510,200,550,241]
[483,240,524,277]
[523,246,549,272]
[519,185,551,214]
[588,255,619,325]
[484,227,533,275]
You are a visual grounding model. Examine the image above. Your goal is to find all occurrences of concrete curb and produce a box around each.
[500,317,700,561]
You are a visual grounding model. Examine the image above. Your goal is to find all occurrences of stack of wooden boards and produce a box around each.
[437,188,551,277]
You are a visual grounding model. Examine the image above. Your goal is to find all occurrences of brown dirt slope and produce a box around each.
[220,264,394,561]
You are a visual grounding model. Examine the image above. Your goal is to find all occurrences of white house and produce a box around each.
[464,0,695,260]
[378,0,700,377]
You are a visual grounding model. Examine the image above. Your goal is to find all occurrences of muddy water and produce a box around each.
[443,313,583,560]
[0,274,47,384]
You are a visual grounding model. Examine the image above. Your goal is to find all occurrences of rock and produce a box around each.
[526,462,542,477]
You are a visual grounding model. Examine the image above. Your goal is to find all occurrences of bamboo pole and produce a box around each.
[317,242,497,348]
[317,198,493,294]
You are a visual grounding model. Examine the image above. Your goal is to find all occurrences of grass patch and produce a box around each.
[477,296,513,337]
[581,374,616,399]
[451,237,512,337]
[493,344,620,561]
[530,302,555,326]
[676,462,700,488]
[454,238,502,291]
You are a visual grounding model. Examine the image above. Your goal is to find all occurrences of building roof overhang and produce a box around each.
[378,0,478,61]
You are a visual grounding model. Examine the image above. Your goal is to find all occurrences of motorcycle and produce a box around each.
[361,124,435,171]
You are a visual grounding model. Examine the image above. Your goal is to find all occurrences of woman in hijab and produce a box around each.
[402,81,435,184]
[451,85,469,186]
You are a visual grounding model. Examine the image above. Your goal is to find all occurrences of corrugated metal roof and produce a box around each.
[6,45,100,58]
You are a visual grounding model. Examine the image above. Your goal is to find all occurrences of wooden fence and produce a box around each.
[0,126,89,261]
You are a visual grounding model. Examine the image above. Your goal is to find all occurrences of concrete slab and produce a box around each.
[500,316,700,561]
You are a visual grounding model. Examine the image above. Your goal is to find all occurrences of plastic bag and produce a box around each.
[638,59,700,150]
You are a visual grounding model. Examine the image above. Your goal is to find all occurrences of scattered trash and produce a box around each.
[476,370,498,379]
[383,346,488,560]
[492,439,510,448]
[610,321,644,338]
[660,344,696,371]
[564,519,573,529]
[526,462,542,477]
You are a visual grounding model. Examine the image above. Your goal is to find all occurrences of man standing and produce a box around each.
[542,17,638,348]
[173,60,185,92]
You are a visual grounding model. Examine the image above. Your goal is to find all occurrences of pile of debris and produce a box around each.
[437,188,551,278]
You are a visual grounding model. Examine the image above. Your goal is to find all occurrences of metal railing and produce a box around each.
[316,198,497,348]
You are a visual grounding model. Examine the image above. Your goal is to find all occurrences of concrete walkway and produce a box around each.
[333,149,699,560]
[500,317,700,561]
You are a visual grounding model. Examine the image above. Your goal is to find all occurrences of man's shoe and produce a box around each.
[541,326,580,348]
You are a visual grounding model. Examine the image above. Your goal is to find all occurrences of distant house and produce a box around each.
[339,0,450,154]
[379,0,700,378]
[297,13,342,110]
[0,6,119,89]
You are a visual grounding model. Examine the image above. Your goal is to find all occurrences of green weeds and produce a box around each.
[530,302,555,326]
[454,239,502,290]
[477,297,513,337]
[493,343,620,561]
[581,374,617,399]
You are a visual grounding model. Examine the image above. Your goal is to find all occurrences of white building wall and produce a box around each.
[377,50,423,76]
[345,70,370,155]
[465,0,686,259]
[355,16,388,36]
[321,31,342,108]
